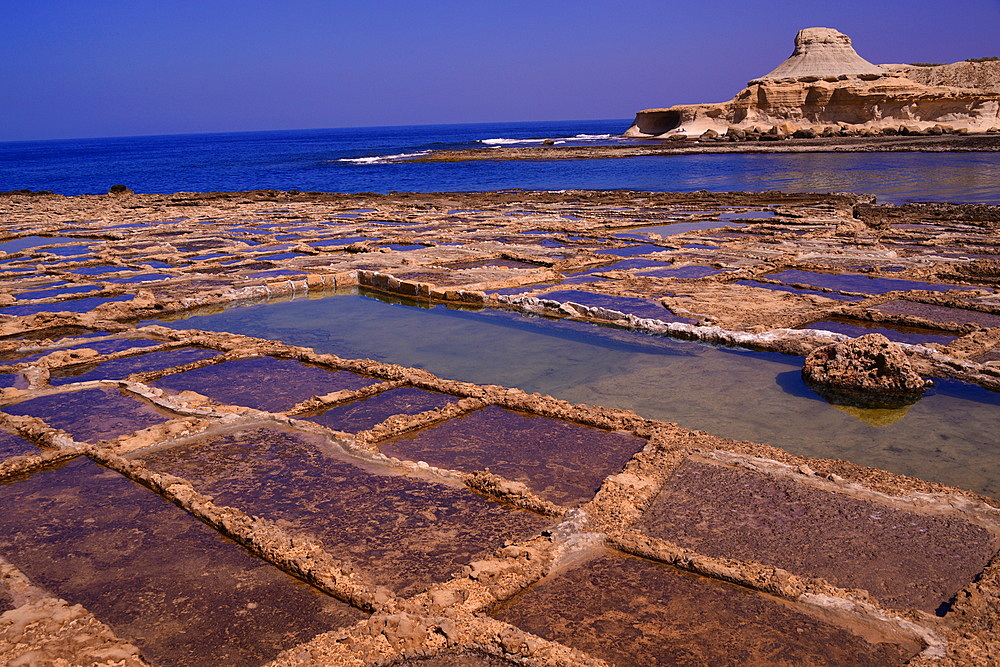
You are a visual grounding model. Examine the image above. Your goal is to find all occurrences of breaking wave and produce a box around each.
[336,150,432,164]
[478,133,614,146]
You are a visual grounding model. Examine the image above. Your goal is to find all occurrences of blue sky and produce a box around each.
[2,0,998,141]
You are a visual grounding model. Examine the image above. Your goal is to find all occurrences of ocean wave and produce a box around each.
[479,137,550,145]
[478,133,614,146]
[336,150,431,164]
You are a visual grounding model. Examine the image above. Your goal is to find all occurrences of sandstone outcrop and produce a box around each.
[801,334,931,409]
[625,27,1000,138]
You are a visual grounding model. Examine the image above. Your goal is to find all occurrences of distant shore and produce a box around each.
[407,133,1000,162]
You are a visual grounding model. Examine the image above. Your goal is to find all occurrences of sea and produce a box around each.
[2,119,999,204]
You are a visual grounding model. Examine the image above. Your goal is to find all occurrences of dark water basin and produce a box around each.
[379,244,426,251]
[13,337,163,365]
[873,300,1000,329]
[0,294,133,317]
[638,265,727,279]
[611,220,748,239]
[802,318,957,346]
[720,210,776,220]
[598,243,667,257]
[0,428,40,459]
[303,386,458,433]
[0,457,362,665]
[71,266,138,276]
[381,405,645,507]
[153,356,377,412]
[103,273,174,284]
[491,549,915,666]
[135,427,551,596]
[50,346,221,386]
[767,269,981,295]
[43,244,92,256]
[735,279,864,302]
[2,387,172,443]
[250,269,307,278]
[16,284,100,300]
[0,236,86,254]
[309,236,372,247]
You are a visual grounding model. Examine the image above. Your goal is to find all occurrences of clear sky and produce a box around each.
[2,0,998,141]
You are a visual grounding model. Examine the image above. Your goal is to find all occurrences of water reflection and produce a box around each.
[152,289,1000,497]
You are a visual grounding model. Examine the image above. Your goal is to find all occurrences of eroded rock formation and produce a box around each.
[802,334,931,408]
[625,27,1000,138]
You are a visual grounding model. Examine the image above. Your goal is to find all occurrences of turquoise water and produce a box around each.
[153,289,1000,497]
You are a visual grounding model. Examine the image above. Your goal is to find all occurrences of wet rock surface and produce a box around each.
[491,549,917,666]
[137,427,552,596]
[0,457,363,666]
[802,333,931,408]
[639,459,997,613]
[381,405,647,507]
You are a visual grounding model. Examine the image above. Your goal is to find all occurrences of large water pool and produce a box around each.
[153,288,1000,497]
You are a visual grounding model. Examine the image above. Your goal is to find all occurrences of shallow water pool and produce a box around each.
[152,289,1000,497]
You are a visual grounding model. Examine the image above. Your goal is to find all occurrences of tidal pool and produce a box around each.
[152,289,1000,497]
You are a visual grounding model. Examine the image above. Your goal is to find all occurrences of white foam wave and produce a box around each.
[479,137,549,145]
[478,133,615,146]
[336,150,431,164]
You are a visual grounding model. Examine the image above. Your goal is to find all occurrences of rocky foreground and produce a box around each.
[0,189,997,665]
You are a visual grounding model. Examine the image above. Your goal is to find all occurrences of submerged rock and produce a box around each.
[802,333,931,408]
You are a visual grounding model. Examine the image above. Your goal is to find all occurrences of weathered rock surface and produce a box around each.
[801,333,931,408]
[756,27,885,81]
[625,27,1000,138]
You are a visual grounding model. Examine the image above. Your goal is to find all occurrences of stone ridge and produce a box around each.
[754,27,885,83]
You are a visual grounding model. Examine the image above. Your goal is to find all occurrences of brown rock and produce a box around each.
[801,334,931,408]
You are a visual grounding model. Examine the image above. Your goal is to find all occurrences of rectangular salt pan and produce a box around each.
[638,460,996,613]
[0,457,362,665]
[152,356,377,413]
[380,405,645,507]
[136,427,551,596]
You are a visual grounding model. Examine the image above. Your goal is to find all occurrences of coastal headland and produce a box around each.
[0,188,997,664]
[408,27,1000,164]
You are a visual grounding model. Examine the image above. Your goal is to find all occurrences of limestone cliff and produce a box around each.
[625,28,1000,139]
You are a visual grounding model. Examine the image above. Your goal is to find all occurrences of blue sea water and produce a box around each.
[2,119,998,204]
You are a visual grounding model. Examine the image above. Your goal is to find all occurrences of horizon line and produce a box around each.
[0,117,635,146]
